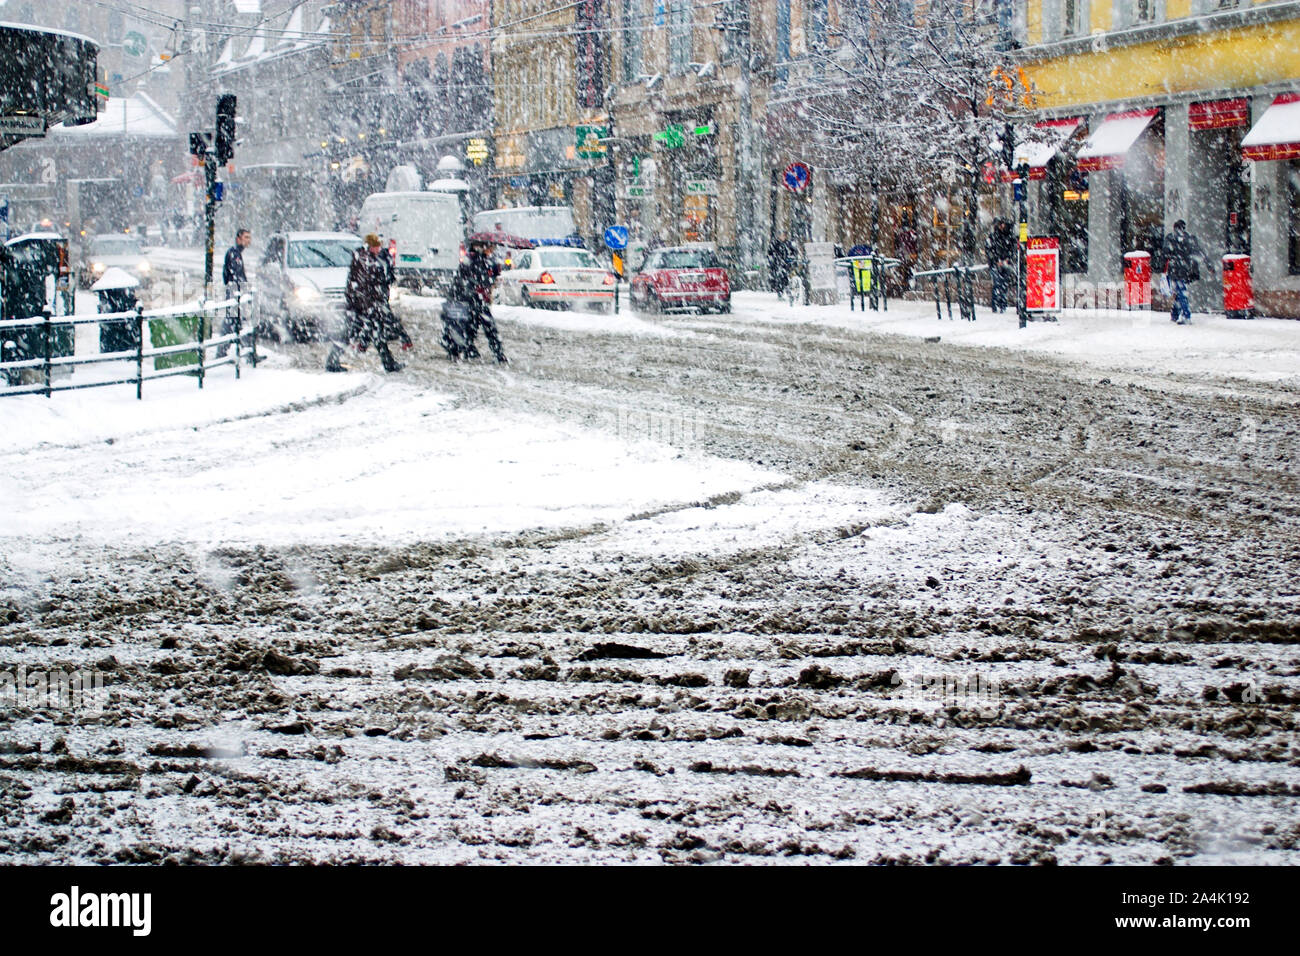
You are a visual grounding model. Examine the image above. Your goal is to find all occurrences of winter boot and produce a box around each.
[325,343,348,373]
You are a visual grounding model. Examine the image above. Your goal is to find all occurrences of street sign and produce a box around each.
[466,138,489,164]
[625,185,650,198]
[653,124,685,149]
[123,31,147,58]
[684,179,717,196]
[782,161,811,192]
[575,125,609,158]
[604,225,629,250]
[0,115,45,137]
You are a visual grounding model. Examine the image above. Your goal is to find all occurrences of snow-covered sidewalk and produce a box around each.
[0,366,779,558]
[723,292,1300,386]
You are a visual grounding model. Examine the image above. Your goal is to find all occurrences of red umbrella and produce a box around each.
[466,230,534,248]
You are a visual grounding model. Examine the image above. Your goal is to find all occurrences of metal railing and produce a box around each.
[912,263,988,322]
[0,294,257,399]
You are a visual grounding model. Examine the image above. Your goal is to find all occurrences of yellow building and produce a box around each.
[1017,0,1300,316]
[490,0,613,242]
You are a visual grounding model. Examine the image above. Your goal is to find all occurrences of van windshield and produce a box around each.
[476,207,575,238]
[90,238,144,257]
[287,238,361,268]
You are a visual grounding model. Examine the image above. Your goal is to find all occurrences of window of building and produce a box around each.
[669,1,691,74]
[776,0,790,81]
[1288,160,1300,275]
[809,0,829,49]
[1134,0,1156,22]
[622,0,643,82]
[1061,0,1083,36]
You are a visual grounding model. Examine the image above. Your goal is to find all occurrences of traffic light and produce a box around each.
[189,131,211,157]
[999,123,1015,171]
[215,94,237,165]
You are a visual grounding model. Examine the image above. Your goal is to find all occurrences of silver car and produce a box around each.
[253,231,362,341]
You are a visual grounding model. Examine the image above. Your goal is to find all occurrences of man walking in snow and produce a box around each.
[326,233,410,373]
[218,227,250,357]
[1159,220,1209,326]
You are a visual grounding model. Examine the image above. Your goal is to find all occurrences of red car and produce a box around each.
[630,246,731,314]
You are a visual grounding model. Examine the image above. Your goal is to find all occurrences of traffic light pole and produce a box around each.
[203,148,217,300]
[1015,162,1029,329]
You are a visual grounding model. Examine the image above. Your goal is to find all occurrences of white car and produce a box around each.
[254,231,363,341]
[494,247,616,313]
[80,234,151,288]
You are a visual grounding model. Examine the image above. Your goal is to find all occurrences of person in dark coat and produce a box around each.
[326,233,410,373]
[454,239,506,363]
[767,234,794,295]
[986,218,1016,313]
[218,228,250,357]
[1158,219,1209,326]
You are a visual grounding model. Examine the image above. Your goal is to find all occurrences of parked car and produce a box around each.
[254,231,363,341]
[630,246,731,313]
[494,246,616,312]
[79,234,151,288]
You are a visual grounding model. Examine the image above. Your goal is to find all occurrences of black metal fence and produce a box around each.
[0,294,257,399]
[912,264,988,322]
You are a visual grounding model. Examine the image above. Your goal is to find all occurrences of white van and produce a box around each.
[472,206,584,248]
[357,191,462,289]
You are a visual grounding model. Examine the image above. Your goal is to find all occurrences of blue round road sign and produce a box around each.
[783,162,811,192]
[604,225,629,250]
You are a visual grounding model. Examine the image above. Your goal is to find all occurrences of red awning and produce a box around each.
[1241,92,1300,162]
[1076,109,1158,171]
[1189,98,1249,131]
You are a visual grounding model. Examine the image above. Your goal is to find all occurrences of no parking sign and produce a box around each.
[782,162,810,192]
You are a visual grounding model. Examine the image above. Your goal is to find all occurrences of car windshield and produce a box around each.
[538,249,598,269]
[90,238,143,257]
[287,239,360,268]
[657,250,721,269]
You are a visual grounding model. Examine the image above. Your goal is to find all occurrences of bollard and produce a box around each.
[135,306,145,400]
[43,308,52,397]
[197,300,206,390]
[234,297,242,379]
[614,280,620,315]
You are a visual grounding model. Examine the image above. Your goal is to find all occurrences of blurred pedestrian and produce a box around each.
[217,227,250,357]
[326,233,410,373]
[1158,220,1209,326]
[986,218,1016,313]
[456,238,506,363]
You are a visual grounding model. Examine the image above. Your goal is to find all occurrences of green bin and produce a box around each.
[149,313,210,370]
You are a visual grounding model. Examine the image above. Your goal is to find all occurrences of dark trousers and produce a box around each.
[990,265,1012,313]
[469,310,506,362]
[217,282,242,357]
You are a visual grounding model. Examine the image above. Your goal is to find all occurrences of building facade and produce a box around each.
[490,0,612,247]
[1017,0,1300,316]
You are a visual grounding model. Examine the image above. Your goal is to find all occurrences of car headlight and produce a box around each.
[91,261,105,273]
[137,261,151,274]
[294,285,319,302]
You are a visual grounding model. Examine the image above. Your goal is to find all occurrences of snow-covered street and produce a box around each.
[2,293,1298,864]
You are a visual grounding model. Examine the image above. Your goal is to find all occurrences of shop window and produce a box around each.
[1288,160,1300,276]
[669,1,692,74]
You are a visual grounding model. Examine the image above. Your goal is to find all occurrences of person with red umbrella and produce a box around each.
[444,236,507,363]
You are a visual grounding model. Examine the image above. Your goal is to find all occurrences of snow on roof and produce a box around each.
[232,0,261,12]
[1241,93,1300,161]
[215,37,234,66]
[48,91,176,140]
[1017,119,1081,170]
[282,4,304,48]
[1076,109,1156,170]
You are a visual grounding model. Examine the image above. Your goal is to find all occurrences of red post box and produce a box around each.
[1223,254,1253,320]
[1124,251,1151,309]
